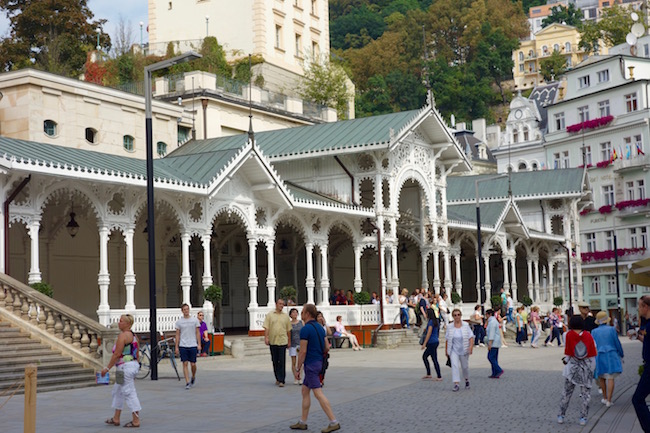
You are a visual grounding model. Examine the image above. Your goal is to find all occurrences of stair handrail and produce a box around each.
[0,272,119,369]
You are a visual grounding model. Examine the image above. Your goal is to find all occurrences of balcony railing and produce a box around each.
[613,153,650,171]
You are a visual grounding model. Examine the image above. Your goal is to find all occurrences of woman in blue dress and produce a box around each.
[591,311,624,407]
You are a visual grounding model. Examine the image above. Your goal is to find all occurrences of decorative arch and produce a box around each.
[38,181,102,221]
[209,204,253,233]
[392,169,434,217]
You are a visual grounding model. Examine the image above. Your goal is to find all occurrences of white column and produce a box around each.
[124,227,136,310]
[320,244,329,305]
[433,250,441,293]
[353,244,362,292]
[391,245,399,303]
[443,250,452,292]
[201,233,213,291]
[475,256,480,292]
[510,257,518,302]
[421,252,429,290]
[27,219,41,284]
[533,259,540,302]
[266,239,276,306]
[548,261,555,302]
[98,226,110,311]
[527,259,533,299]
[502,255,510,292]
[305,243,315,304]
[454,252,462,298]
[483,253,492,300]
[180,232,192,307]
[248,237,258,307]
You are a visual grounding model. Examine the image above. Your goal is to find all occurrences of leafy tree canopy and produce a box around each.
[0,0,110,76]
[299,56,352,119]
[579,4,639,53]
[539,50,567,82]
[542,4,583,29]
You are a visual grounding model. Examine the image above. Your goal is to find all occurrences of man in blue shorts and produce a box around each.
[290,304,340,432]
[175,303,201,390]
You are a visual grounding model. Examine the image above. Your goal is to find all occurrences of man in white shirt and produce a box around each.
[175,303,201,390]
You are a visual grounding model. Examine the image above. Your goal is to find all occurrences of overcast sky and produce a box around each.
[0,0,149,51]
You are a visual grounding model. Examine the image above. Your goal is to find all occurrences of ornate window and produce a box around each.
[44,120,58,137]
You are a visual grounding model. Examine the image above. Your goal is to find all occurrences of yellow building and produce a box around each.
[513,23,589,90]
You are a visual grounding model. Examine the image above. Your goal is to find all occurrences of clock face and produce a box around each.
[514,109,522,119]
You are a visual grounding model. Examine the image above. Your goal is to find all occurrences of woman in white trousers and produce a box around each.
[445,308,475,392]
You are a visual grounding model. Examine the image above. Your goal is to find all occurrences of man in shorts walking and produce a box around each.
[175,303,201,390]
[264,298,291,387]
[290,304,340,432]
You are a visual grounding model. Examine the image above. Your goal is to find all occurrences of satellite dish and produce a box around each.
[627,32,638,47]
[632,12,639,22]
[632,22,645,38]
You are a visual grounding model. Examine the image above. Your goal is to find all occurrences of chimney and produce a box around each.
[473,118,487,142]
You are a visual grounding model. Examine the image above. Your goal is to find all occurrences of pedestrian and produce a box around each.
[439,293,450,329]
[506,292,514,323]
[515,306,525,346]
[592,311,624,408]
[290,304,340,432]
[486,309,504,378]
[289,308,304,385]
[263,298,292,387]
[544,308,563,347]
[421,308,442,381]
[557,315,597,426]
[470,304,485,347]
[102,314,141,428]
[197,311,210,357]
[577,301,597,332]
[175,303,201,390]
[399,288,410,328]
[521,306,529,343]
[445,308,474,391]
[632,295,650,432]
[530,305,541,348]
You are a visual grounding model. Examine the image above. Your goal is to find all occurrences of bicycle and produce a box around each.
[136,335,181,380]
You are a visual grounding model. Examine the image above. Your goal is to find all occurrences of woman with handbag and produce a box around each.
[102,314,141,428]
[592,311,624,407]
[445,308,474,392]
[421,309,442,381]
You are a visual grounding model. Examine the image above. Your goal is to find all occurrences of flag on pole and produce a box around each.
[638,143,645,156]
[626,145,631,159]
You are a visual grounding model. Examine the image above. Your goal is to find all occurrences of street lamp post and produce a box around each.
[612,216,623,335]
[557,242,573,316]
[145,52,201,380]
[205,16,209,38]
[475,174,507,313]
[140,22,144,50]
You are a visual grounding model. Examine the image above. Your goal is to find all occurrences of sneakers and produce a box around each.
[190,377,195,387]
[294,379,300,385]
[278,382,285,387]
[557,416,564,424]
[606,401,612,408]
[290,421,308,430]
[478,343,485,347]
[465,381,470,389]
[321,422,340,433]
[453,384,460,392]
[495,370,504,378]
[601,398,608,405]
[185,383,191,390]
[579,418,587,426]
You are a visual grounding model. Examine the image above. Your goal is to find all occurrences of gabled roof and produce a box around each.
[168,109,421,161]
[446,168,586,203]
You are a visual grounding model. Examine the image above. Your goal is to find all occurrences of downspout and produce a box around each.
[4,175,31,274]
[202,98,208,139]
[539,199,546,233]
[334,156,355,204]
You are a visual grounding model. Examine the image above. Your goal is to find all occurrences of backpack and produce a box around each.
[573,339,588,360]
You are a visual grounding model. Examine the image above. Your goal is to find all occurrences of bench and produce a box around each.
[327,327,350,349]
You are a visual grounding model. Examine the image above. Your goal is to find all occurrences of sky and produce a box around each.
[0,0,149,51]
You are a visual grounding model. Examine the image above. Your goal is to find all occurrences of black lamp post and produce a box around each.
[145,52,201,380]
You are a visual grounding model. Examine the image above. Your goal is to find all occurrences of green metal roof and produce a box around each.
[167,109,422,159]
[0,136,241,186]
[446,168,585,203]
[447,202,506,227]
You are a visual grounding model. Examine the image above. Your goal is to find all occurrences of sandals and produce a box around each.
[123,421,140,428]
[105,418,120,426]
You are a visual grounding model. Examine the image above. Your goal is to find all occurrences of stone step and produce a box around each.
[0,358,76,374]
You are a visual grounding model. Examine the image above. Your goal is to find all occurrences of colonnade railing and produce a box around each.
[0,273,119,370]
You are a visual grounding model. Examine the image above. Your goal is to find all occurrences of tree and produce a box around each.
[113,14,135,57]
[542,4,583,29]
[579,5,639,53]
[299,56,352,119]
[471,24,519,102]
[539,50,567,82]
[0,0,110,76]
[330,3,386,50]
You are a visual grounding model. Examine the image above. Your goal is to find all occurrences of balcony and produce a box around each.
[613,153,650,172]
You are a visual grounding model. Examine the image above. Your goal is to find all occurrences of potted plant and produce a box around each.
[352,291,371,347]
[31,282,53,297]
[553,296,563,307]
[353,291,371,305]
[450,291,462,305]
[490,295,503,310]
[279,286,297,304]
[203,285,224,355]
[521,295,533,308]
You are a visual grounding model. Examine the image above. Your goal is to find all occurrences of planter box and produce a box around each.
[209,332,225,355]
[352,329,372,347]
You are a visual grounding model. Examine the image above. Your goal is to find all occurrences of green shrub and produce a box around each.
[521,295,533,307]
[553,296,563,307]
[203,285,222,304]
[31,282,53,298]
[490,295,503,309]
[279,286,297,302]
[353,291,371,305]
[450,291,462,305]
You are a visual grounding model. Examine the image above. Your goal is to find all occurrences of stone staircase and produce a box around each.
[225,336,268,357]
[0,319,96,393]
[399,327,422,346]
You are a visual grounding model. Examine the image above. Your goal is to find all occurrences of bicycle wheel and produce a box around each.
[136,349,151,380]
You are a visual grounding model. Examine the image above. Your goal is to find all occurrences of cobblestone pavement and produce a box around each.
[1,336,643,433]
